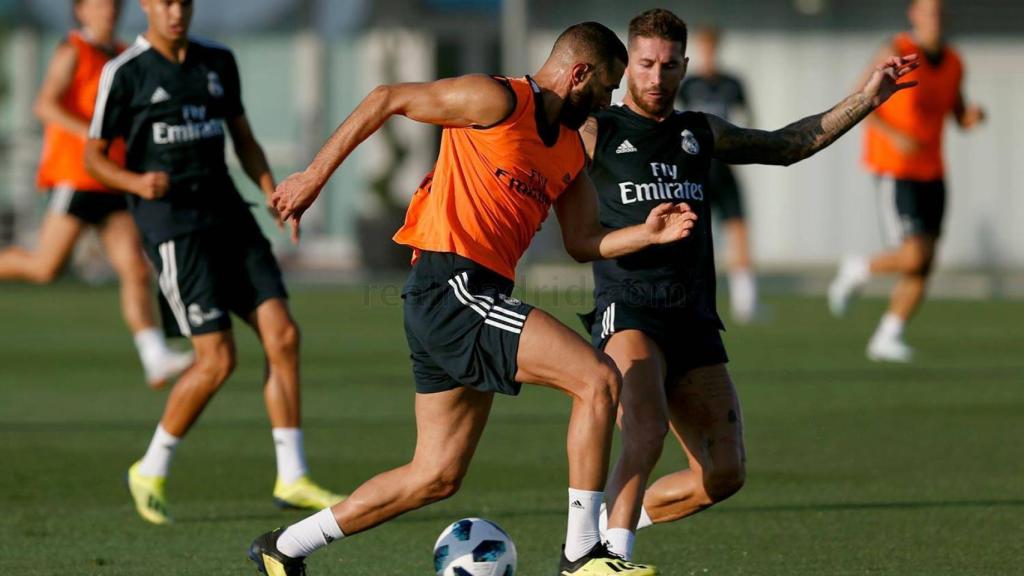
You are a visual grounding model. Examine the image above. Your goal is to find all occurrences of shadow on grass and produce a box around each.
[175,511,287,524]
[719,498,1024,514]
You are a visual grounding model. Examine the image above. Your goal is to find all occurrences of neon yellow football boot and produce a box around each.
[272,476,346,510]
[558,543,658,575]
[126,461,172,525]
[249,528,307,576]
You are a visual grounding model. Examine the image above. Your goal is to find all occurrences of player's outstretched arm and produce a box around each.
[84,138,168,200]
[710,54,919,166]
[271,75,516,237]
[554,171,697,263]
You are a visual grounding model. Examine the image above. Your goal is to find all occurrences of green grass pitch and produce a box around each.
[1,283,1022,575]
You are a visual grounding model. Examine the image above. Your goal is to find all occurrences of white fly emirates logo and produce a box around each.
[152,105,224,145]
[618,162,704,205]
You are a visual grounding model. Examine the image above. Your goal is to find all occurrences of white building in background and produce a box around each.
[2,0,1021,275]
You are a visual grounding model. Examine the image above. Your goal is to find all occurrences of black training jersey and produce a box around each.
[589,105,721,326]
[678,74,747,122]
[90,35,248,243]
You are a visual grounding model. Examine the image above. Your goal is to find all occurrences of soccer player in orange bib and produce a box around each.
[0,0,192,388]
[829,0,985,362]
[250,22,700,576]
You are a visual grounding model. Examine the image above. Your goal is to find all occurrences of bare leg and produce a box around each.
[723,218,758,323]
[98,212,157,333]
[158,330,236,437]
[269,308,626,567]
[724,218,752,271]
[331,387,493,534]
[642,364,745,524]
[514,308,622,491]
[248,298,301,428]
[603,330,669,533]
[0,211,82,283]
[871,235,937,321]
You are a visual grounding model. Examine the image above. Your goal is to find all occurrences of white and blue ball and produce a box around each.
[433,518,517,576]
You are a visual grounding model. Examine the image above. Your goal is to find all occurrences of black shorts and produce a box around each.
[878,176,946,243]
[48,186,128,225]
[581,301,728,381]
[402,251,534,396]
[144,213,287,338]
[708,160,744,221]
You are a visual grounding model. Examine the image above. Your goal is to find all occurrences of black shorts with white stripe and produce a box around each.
[48,186,128,225]
[402,251,534,396]
[580,301,728,380]
[708,159,745,221]
[143,210,287,339]
[876,176,946,245]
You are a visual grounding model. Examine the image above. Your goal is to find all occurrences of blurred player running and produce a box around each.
[581,9,919,561]
[249,21,701,576]
[84,0,343,525]
[829,0,985,362]
[0,0,192,388]
[678,26,759,324]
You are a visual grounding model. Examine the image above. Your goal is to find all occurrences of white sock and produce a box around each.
[138,424,180,477]
[729,268,758,322]
[637,506,654,530]
[605,528,635,560]
[134,327,170,366]
[842,255,871,286]
[874,313,905,340]
[600,502,654,534]
[277,507,345,559]
[565,488,604,562]
[273,428,309,484]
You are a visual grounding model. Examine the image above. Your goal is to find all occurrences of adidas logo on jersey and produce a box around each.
[150,87,172,104]
[616,140,638,154]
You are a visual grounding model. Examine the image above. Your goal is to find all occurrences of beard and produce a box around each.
[628,81,674,118]
[559,88,595,130]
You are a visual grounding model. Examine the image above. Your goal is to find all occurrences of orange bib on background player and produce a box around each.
[36,30,126,192]
[863,33,963,181]
[393,76,586,280]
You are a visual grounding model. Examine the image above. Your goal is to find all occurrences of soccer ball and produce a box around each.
[433,518,517,576]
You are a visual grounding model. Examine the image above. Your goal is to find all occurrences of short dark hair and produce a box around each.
[552,21,628,69]
[628,9,688,48]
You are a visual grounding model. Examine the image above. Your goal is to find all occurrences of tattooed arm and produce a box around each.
[710,54,920,166]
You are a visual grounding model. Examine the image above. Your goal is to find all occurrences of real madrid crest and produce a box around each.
[680,129,700,155]
[499,294,522,307]
[207,71,224,98]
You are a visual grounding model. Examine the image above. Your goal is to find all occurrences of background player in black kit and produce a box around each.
[580,9,919,561]
[84,0,342,525]
[678,26,759,324]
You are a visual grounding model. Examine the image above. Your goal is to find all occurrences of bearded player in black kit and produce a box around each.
[581,9,919,561]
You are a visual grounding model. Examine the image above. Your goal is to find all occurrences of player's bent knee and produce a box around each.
[118,260,151,286]
[264,322,300,359]
[582,355,622,409]
[704,461,746,503]
[28,263,62,284]
[417,468,465,503]
[194,346,237,386]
